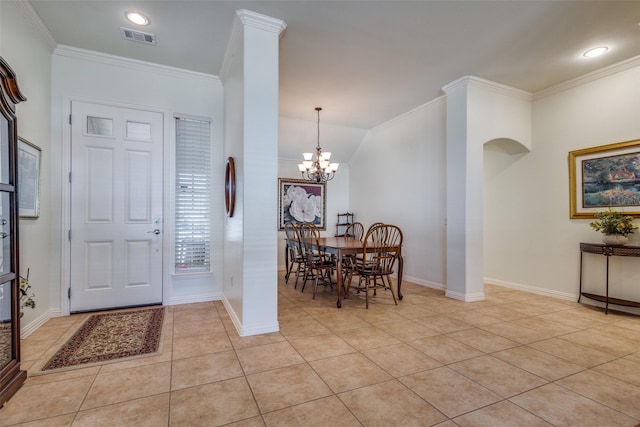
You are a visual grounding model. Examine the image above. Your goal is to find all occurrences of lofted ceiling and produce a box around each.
[28,1,640,160]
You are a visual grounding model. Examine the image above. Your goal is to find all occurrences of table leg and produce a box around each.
[336,250,343,308]
[397,254,404,300]
[578,252,583,303]
[605,255,609,315]
[284,242,290,282]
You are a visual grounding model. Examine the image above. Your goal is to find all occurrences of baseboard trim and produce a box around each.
[445,289,485,302]
[164,293,222,306]
[21,309,61,338]
[483,277,576,301]
[221,296,242,336]
[220,295,279,337]
[402,275,444,291]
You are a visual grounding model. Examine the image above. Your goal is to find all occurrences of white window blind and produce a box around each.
[175,117,211,273]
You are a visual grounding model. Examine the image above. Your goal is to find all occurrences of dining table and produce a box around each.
[285,236,404,308]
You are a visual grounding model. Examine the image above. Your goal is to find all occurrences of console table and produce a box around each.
[579,242,640,314]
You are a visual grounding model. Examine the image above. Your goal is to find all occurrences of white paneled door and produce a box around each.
[70,101,163,312]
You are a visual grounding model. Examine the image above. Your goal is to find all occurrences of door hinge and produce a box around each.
[68,230,71,241]
[68,172,71,183]
[69,114,72,125]
[68,288,71,299]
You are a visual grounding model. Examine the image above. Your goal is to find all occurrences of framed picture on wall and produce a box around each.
[18,137,41,219]
[569,139,640,218]
[278,178,326,230]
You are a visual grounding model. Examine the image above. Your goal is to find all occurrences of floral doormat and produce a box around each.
[36,306,165,374]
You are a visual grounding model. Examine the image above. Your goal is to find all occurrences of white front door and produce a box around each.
[70,101,163,312]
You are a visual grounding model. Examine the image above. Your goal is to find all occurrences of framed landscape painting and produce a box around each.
[278,178,326,230]
[569,139,640,218]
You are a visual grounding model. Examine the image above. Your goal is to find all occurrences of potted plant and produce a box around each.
[589,208,637,245]
[19,268,36,318]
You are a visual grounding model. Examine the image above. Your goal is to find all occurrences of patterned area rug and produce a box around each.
[37,307,165,374]
[0,322,11,369]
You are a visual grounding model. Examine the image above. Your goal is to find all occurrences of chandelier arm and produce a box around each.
[299,106,336,183]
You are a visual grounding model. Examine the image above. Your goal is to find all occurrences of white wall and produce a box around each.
[485,61,640,306]
[349,99,447,289]
[50,47,224,313]
[0,1,55,332]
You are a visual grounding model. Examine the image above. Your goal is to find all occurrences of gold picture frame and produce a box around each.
[569,139,640,218]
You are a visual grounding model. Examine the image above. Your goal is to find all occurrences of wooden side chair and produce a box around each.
[347,224,402,308]
[284,221,306,288]
[366,222,384,234]
[344,222,364,240]
[298,223,335,299]
[341,221,364,282]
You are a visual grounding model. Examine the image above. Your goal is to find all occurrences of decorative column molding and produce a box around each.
[236,9,287,35]
[442,75,532,302]
[220,9,286,80]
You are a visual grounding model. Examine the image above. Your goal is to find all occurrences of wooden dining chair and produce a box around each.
[284,221,306,288]
[298,223,335,299]
[347,224,402,308]
[341,221,365,283]
[344,222,364,240]
[366,222,384,234]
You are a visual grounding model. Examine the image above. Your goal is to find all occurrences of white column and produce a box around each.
[443,76,532,301]
[221,10,286,336]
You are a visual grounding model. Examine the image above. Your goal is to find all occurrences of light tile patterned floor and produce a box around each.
[2,272,640,426]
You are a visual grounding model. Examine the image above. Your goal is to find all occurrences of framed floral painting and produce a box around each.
[278,178,326,230]
[569,139,640,218]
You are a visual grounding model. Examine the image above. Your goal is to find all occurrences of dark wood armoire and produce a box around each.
[0,56,27,407]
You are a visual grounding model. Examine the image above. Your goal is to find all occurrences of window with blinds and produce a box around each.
[175,117,212,273]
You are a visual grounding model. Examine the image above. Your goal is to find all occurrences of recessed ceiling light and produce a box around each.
[125,12,149,26]
[583,46,608,58]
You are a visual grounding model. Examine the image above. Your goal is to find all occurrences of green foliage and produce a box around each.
[19,269,36,318]
[589,208,638,236]
[585,187,640,207]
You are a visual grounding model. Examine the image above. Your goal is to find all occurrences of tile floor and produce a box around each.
[2,272,640,426]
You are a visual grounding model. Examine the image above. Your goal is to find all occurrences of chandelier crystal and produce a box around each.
[298,107,339,182]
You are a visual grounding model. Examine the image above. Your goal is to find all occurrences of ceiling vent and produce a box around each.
[121,27,156,45]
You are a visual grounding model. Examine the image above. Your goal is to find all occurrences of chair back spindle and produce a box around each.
[344,222,364,240]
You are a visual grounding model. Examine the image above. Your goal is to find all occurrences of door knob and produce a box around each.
[147,229,161,235]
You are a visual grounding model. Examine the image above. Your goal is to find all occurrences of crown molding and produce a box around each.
[236,9,287,37]
[53,45,220,83]
[368,94,447,135]
[533,55,640,100]
[15,0,57,50]
[443,75,533,101]
[220,10,287,80]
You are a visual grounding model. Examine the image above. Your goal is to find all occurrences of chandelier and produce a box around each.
[298,107,339,182]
